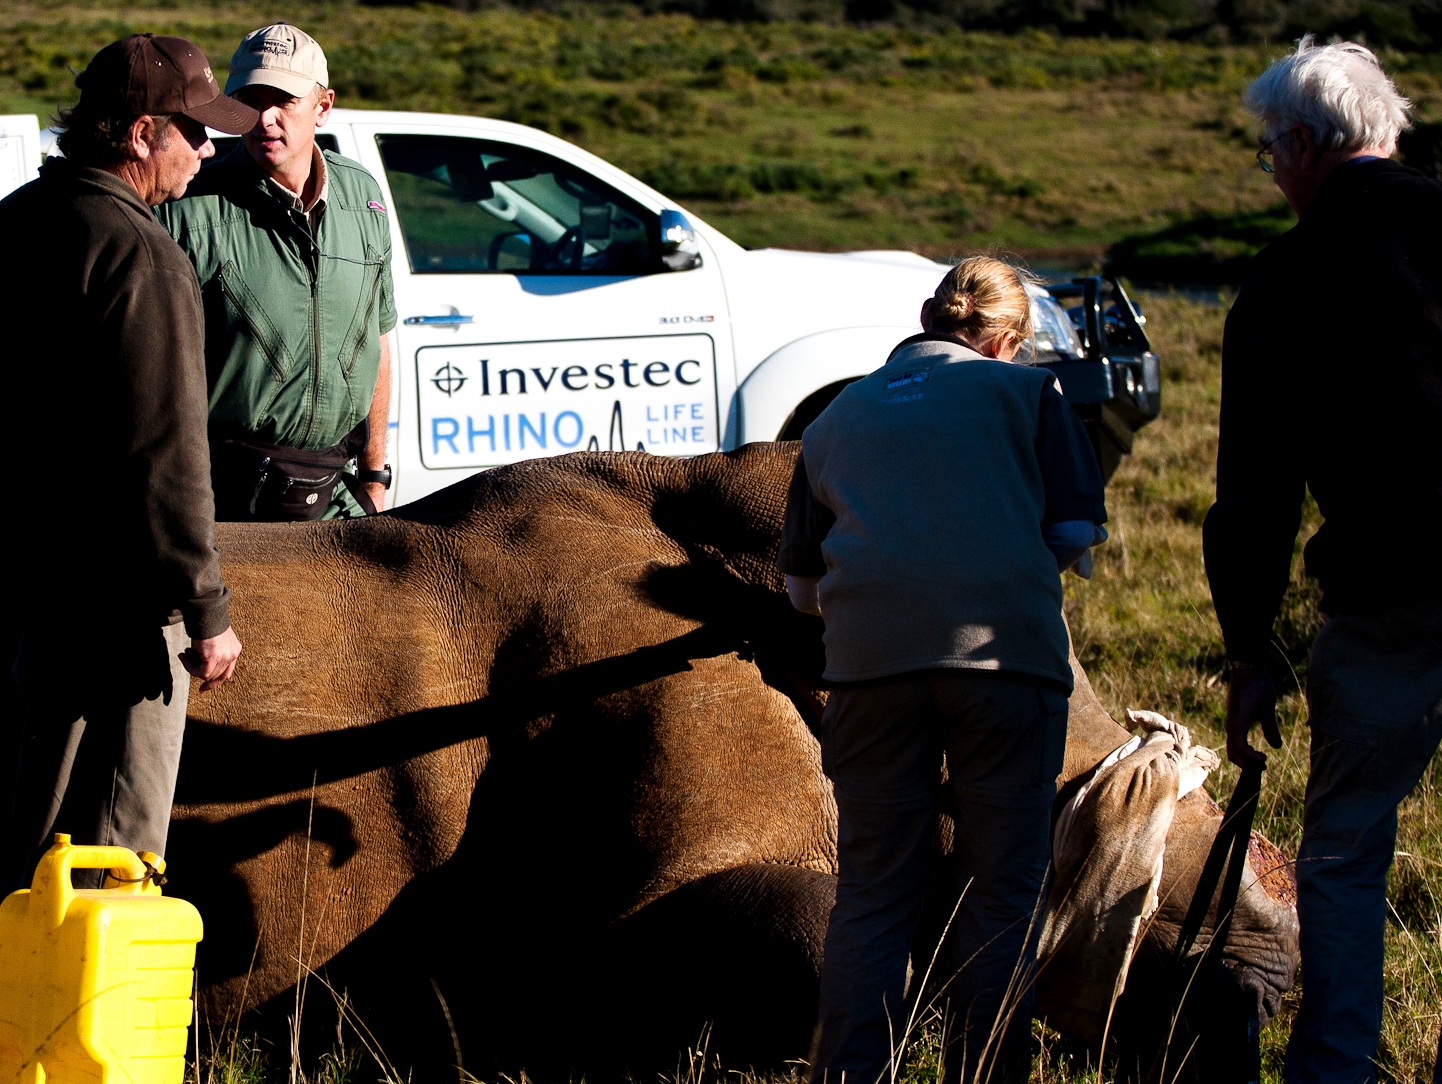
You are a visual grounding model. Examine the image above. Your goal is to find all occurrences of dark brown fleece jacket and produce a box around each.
[1,158,229,646]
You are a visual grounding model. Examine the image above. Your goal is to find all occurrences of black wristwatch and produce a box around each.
[358,465,393,489]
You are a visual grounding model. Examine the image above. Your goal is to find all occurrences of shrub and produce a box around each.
[1105,205,1297,285]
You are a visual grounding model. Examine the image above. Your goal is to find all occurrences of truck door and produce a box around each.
[0,115,40,201]
[348,123,735,505]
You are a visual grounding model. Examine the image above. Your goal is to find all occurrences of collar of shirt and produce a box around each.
[885,330,990,365]
[259,144,329,229]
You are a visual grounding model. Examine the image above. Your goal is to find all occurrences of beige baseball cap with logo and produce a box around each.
[225,23,329,98]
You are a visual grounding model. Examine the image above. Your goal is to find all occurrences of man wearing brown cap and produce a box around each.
[159,24,396,521]
[0,34,251,892]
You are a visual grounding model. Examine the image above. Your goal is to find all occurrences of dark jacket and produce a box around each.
[779,335,1106,688]
[1204,159,1442,664]
[1,159,230,646]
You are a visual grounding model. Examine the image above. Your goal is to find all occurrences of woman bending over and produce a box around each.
[779,256,1107,1084]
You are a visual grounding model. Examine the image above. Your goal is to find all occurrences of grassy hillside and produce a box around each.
[7,1,1442,261]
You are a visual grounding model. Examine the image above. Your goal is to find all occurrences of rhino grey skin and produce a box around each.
[167,444,1295,1079]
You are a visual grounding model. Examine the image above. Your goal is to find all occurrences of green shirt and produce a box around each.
[157,147,397,455]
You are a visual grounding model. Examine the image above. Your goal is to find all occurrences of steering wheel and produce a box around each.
[550,225,587,271]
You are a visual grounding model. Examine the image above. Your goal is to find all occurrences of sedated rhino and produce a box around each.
[167,443,1298,1080]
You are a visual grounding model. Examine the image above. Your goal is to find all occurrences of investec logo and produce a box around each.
[443,357,704,397]
[422,343,712,461]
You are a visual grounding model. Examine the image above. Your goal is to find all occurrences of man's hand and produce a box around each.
[181,626,243,692]
[1225,663,1281,767]
[363,481,387,511]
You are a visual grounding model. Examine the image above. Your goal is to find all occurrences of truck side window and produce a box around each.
[376,135,660,275]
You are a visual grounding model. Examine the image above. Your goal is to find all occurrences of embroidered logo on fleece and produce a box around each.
[883,365,932,403]
[885,370,928,390]
[367,200,387,213]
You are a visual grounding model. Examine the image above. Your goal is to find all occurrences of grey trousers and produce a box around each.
[0,620,190,894]
[1282,605,1442,1084]
[810,668,1068,1084]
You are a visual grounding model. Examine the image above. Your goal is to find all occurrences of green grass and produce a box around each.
[9,1,1442,261]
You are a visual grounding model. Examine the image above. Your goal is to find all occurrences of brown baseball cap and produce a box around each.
[75,34,259,135]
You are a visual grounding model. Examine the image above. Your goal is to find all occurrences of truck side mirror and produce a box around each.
[660,209,703,272]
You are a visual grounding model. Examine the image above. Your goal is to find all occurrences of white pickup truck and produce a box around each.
[12,108,1160,507]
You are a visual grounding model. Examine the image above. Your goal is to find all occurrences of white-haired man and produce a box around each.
[1203,37,1442,1084]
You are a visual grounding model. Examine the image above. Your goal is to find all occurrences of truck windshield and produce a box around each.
[376,134,660,275]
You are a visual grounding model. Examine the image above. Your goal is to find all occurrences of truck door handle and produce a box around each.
[404,314,474,326]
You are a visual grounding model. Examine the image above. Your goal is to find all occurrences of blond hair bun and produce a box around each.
[927,257,1034,350]
[945,292,975,321]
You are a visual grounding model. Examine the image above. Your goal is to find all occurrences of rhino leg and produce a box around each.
[587,863,837,1074]
[263,862,836,1082]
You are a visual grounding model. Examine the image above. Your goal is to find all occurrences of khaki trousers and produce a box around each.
[0,621,190,893]
[810,668,1068,1084]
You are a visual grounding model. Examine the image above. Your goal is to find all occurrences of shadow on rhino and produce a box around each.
[165,444,1297,1081]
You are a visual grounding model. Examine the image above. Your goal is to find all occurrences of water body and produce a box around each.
[1030,264,1232,307]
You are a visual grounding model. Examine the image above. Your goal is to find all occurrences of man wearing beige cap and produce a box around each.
[0,34,250,892]
[158,24,396,521]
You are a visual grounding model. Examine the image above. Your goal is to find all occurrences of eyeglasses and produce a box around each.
[1256,136,1278,173]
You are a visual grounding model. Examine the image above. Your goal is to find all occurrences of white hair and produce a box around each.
[1244,35,1411,155]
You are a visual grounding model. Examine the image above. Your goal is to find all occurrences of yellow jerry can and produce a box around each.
[0,834,204,1084]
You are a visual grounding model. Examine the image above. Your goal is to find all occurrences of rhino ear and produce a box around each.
[1125,708,1177,734]
[1062,640,1133,784]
